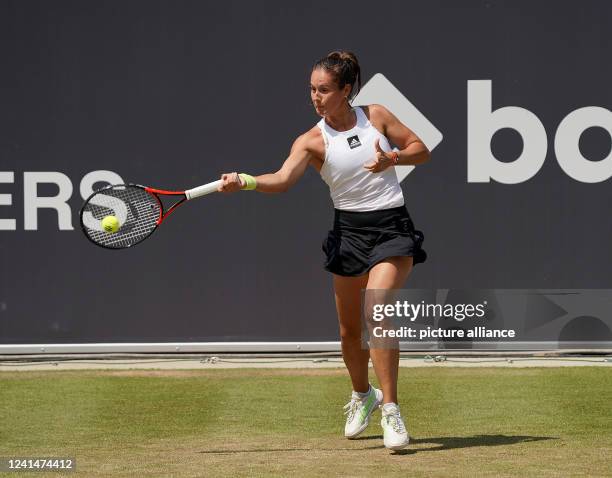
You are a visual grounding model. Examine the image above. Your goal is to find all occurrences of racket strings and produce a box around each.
[81,186,161,248]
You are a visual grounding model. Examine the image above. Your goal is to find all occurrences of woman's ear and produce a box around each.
[343,83,352,99]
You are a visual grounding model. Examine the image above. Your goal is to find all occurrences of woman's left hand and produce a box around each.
[364,138,396,173]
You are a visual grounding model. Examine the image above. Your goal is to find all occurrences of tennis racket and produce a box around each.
[80,180,222,249]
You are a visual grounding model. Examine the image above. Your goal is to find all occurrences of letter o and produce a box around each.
[555,107,612,183]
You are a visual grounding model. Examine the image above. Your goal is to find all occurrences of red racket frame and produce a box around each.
[144,187,189,225]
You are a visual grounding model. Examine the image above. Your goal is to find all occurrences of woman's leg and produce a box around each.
[366,256,413,404]
[333,273,370,393]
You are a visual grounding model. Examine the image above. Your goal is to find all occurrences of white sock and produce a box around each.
[354,384,371,398]
[382,402,399,414]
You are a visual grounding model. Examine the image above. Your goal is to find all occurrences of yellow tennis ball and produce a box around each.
[101,215,120,233]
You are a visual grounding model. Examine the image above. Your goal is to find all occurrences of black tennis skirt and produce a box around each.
[322,206,427,276]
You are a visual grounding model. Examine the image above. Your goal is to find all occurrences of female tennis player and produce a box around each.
[219,51,430,451]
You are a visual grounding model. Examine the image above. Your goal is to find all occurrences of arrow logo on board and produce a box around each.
[352,73,443,182]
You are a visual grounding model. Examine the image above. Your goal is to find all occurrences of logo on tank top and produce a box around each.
[347,135,362,149]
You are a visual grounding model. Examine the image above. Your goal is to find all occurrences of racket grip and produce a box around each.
[185,180,223,200]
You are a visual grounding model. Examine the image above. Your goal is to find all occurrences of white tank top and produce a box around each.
[317,107,405,212]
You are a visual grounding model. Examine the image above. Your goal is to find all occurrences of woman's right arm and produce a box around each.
[219,134,314,193]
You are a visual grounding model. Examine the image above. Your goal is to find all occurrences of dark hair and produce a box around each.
[313,50,361,100]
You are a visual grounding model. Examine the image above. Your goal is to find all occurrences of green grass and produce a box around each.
[0,368,611,477]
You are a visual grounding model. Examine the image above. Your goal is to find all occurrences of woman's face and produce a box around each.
[310,68,351,117]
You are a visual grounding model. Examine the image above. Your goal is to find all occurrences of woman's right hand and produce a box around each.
[218,172,244,193]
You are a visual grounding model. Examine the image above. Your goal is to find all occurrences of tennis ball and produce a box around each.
[101,215,120,233]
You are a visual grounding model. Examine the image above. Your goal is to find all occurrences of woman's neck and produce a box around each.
[325,105,356,132]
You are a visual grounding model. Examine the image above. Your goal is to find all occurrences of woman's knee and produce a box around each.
[338,321,362,342]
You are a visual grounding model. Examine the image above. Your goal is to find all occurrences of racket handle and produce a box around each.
[185,180,223,200]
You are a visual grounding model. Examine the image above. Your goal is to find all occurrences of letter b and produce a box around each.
[468,80,547,183]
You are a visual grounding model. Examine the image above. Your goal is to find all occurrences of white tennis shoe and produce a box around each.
[380,402,409,450]
[343,385,383,438]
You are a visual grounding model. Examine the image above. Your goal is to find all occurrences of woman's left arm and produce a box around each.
[370,104,431,167]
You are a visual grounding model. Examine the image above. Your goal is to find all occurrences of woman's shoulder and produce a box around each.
[293,125,324,150]
[289,125,325,163]
[359,103,391,121]
[359,104,391,135]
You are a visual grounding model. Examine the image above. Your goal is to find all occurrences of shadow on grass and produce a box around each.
[198,434,556,455]
[389,434,558,455]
